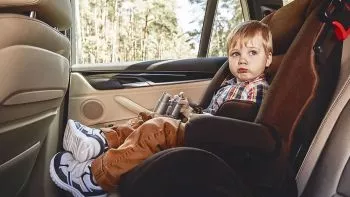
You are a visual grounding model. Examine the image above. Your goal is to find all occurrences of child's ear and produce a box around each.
[265,52,272,67]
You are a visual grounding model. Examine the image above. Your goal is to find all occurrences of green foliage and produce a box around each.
[208,0,244,57]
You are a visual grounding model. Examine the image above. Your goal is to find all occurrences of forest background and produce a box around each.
[75,0,293,64]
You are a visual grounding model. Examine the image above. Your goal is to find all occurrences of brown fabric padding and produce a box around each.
[266,54,284,83]
[261,0,322,56]
[257,0,322,84]
[306,0,324,16]
[215,100,259,122]
[256,5,324,151]
[261,0,311,55]
[185,116,276,153]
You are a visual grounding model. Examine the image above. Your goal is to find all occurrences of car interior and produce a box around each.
[0,0,348,197]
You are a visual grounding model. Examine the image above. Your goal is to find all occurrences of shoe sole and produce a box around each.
[49,153,87,197]
[49,153,107,197]
[63,120,97,162]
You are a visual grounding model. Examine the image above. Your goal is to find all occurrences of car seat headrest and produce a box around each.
[261,0,323,83]
[0,0,72,30]
[261,0,322,55]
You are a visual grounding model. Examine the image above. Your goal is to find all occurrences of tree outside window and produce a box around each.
[75,0,206,64]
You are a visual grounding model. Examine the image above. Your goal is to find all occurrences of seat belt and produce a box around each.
[296,37,350,196]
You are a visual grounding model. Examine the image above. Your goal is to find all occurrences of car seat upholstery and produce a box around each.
[119,147,253,197]
[0,1,72,196]
[119,0,348,196]
[296,37,350,197]
[300,100,350,197]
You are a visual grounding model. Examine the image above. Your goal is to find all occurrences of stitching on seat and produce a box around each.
[288,22,324,139]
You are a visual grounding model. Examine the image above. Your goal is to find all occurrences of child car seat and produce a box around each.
[118,0,349,196]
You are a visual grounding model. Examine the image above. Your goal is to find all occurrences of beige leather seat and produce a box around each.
[0,1,72,196]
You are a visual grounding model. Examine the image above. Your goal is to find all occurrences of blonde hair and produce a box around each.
[227,20,273,55]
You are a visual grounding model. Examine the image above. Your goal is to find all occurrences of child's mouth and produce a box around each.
[238,68,248,73]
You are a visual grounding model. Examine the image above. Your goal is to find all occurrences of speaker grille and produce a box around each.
[81,100,104,120]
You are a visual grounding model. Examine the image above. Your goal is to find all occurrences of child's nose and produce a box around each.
[238,56,248,64]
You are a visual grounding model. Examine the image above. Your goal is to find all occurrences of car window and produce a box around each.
[207,0,244,57]
[283,0,294,5]
[74,0,207,64]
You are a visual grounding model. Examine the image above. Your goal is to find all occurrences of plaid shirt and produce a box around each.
[203,75,269,114]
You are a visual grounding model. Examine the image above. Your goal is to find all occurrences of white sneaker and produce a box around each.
[49,151,107,197]
[63,119,107,162]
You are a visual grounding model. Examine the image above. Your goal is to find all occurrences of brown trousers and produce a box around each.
[91,113,186,192]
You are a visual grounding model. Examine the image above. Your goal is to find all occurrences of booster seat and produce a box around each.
[118,0,349,196]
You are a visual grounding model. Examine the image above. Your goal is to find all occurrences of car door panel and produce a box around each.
[84,72,214,90]
[69,73,211,127]
[68,57,226,127]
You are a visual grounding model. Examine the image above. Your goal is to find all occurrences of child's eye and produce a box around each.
[231,52,240,57]
[249,50,258,55]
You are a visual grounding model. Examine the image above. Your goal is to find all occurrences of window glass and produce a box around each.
[75,0,206,64]
[207,0,244,57]
[283,0,294,5]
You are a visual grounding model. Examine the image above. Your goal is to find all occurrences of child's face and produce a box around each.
[228,34,272,82]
